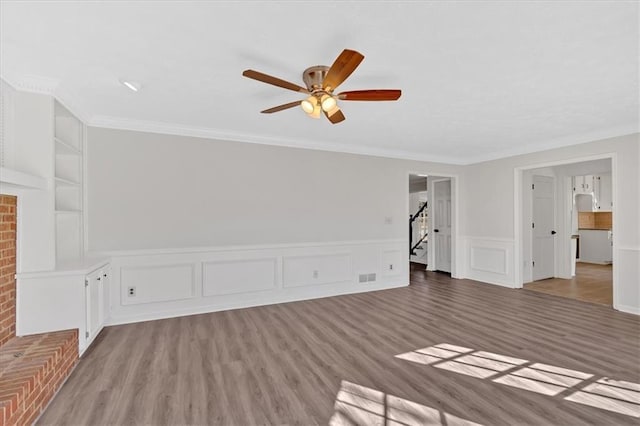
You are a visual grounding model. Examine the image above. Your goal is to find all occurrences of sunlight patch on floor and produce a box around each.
[329,380,482,426]
[395,343,640,418]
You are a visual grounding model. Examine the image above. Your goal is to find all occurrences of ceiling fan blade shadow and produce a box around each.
[338,89,401,101]
[243,70,309,93]
[324,107,346,124]
[261,101,302,114]
[323,49,364,91]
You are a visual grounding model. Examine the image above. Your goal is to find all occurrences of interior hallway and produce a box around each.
[524,263,613,306]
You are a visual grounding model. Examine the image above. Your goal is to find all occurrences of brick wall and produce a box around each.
[0,194,17,347]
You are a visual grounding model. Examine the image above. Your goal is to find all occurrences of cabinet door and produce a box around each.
[85,270,103,344]
[583,175,594,192]
[597,174,612,211]
[101,268,110,325]
[573,176,583,193]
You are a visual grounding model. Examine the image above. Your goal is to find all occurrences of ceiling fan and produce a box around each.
[242,49,401,124]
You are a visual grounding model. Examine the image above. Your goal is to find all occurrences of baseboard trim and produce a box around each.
[616,304,640,316]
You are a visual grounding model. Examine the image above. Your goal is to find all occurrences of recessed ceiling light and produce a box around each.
[120,80,141,92]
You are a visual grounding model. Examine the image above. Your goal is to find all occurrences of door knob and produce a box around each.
[551,230,557,235]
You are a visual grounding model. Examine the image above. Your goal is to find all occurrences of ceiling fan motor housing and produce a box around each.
[303,66,331,92]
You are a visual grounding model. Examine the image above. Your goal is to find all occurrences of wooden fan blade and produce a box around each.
[324,107,346,124]
[243,70,308,93]
[337,90,402,101]
[323,49,365,91]
[261,101,301,114]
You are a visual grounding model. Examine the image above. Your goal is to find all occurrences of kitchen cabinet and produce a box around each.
[573,175,595,194]
[594,174,612,211]
[578,230,612,264]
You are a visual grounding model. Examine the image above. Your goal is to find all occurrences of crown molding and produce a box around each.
[0,73,92,123]
[1,72,58,94]
[465,124,639,165]
[3,73,636,166]
[89,115,466,165]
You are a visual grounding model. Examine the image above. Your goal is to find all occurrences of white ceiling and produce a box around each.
[1,1,638,164]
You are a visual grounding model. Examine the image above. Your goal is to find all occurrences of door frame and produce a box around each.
[407,172,460,278]
[513,153,617,306]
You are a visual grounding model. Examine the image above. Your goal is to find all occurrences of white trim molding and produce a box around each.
[106,239,408,326]
[461,236,516,288]
[89,114,465,165]
[614,246,640,315]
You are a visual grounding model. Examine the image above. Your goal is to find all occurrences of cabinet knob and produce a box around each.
[103,273,107,278]
[97,277,101,281]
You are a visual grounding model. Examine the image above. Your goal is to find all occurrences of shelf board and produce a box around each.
[55,176,81,187]
[54,137,82,156]
[0,167,47,190]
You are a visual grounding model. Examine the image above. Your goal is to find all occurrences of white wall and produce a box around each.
[461,133,639,314]
[85,127,462,324]
[87,127,460,252]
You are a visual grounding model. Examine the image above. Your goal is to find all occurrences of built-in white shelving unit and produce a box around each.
[54,101,84,263]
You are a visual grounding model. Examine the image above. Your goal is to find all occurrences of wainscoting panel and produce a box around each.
[120,263,196,305]
[470,247,507,275]
[104,239,407,325]
[282,253,351,288]
[202,258,277,297]
[615,246,640,315]
[462,237,515,288]
[381,250,403,277]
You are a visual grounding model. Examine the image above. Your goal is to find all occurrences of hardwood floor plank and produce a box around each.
[38,268,639,425]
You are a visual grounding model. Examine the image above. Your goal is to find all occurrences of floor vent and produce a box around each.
[359,273,377,283]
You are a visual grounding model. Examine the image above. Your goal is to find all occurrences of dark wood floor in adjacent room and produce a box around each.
[39,264,640,425]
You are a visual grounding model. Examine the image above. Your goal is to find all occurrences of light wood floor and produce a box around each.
[524,262,613,305]
[39,266,639,425]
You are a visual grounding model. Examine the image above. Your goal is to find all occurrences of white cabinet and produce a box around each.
[16,260,110,355]
[573,175,595,194]
[578,230,612,264]
[85,265,109,347]
[594,174,612,211]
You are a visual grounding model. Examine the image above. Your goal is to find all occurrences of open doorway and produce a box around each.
[409,174,453,275]
[518,158,613,306]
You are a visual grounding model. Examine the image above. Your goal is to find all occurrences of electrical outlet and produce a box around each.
[313,270,319,279]
[127,286,136,297]
[389,264,394,271]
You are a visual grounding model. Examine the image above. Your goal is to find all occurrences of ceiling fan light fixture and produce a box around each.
[301,96,317,114]
[320,94,337,112]
[309,104,321,119]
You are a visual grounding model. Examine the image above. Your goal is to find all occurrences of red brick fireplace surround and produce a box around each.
[0,195,79,425]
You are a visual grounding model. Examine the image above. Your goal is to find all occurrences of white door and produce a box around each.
[532,175,555,281]
[433,180,452,273]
